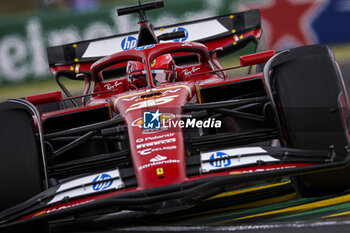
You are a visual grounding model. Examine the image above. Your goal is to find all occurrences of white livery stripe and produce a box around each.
[201,147,268,160]
[48,169,123,204]
[82,20,228,58]
[155,20,228,42]
[82,35,137,58]
[200,147,279,173]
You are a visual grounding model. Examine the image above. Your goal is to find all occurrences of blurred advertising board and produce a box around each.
[0,0,349,83]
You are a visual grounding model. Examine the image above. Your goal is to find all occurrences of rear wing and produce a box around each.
[47,9,261,74]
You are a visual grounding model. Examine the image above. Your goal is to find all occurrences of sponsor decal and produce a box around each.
[126,95,179,112]
[114,86,191,106]
[131,89,182,102]
[138,158,180,171]
[48,169,122,204]
[143,110,161,129]
[135,44,155,50]
[121,36,137,51]
[229,165,297,175]
[201,147,279,173]
[172,27,189,42]
[138,145,177,155]
[182,67,200,76]
[209,152,231,168]
[92,173,113,191]
[136,133,175,143]
[104,80,123,91]
[136,138,176,149]
[156,168,164,175]
[150,154,167,162]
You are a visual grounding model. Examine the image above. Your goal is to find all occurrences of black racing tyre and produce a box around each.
[270,44,350,197]
[0,102,44,211]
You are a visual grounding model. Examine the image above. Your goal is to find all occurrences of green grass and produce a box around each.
[0,78,85,101]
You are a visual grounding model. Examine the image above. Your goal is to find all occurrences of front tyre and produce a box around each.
[0,101,44,211]
[269,45,350,197]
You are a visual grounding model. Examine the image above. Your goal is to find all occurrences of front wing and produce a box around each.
[1,147,349,231]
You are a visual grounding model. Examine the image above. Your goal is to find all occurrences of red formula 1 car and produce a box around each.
[1,0,350,231]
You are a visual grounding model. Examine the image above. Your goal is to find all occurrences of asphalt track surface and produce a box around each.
[51,180,350,233]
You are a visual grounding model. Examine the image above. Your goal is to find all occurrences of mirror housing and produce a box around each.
[240,50,276,67]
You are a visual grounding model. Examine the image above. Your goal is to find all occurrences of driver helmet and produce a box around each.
[126,60,147,89]
[150,54,177,84]
[126,54,177,89]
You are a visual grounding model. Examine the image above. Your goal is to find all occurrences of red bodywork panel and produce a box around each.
[26,91,62,106]
[112,84,195,189]
[13,40,324,224]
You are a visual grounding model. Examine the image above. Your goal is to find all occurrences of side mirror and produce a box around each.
[26,91,62,106]
[240,50,276,67]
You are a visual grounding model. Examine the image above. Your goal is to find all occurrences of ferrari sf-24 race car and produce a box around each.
[1,0,350,231]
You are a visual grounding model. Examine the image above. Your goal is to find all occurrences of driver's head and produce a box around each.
[126,60,147,89]
[151,54,177,84]
[126,54,177,89]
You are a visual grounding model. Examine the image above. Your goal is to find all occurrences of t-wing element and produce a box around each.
[117,0,164,23]
[157,30,186,42]
[117,0,164,47]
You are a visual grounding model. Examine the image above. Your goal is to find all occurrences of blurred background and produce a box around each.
[0,0,350,99]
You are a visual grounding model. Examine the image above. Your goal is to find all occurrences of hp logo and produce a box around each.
[209,152,231,168]
[121,36,137,51]
[172,27,189,42]
[92,173,113,191]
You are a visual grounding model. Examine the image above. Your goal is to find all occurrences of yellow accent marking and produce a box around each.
[33,211,46,217]
[107,99,113,118]
[160,181,294,223]
[240,35,243,39]
[232,29,236,34]
[324,210,350,218]
[210,180,291,199]
[170,193,297,224]
[232,192,350,221]
[233,41,237,46]
[229,15,234,19]
[160,28,164,31]
[75,70,79,74]
[74,58,79,62]
[113,85,192,111]
[157,168,164,175]
[151,59,156,67]
[73,44,77,48]
[196,85,202,104]
[211,193,298,225]
[70,66,74,71]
